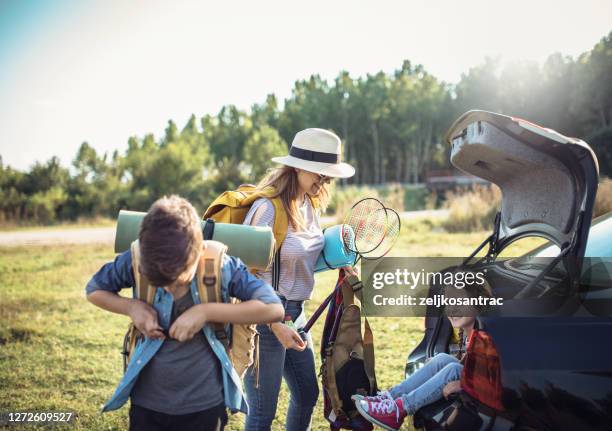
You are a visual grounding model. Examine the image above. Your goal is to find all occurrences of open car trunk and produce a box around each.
[446,110,599,259]
[411,111,601,430]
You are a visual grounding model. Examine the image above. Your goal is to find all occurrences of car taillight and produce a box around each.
[461,329,504,411]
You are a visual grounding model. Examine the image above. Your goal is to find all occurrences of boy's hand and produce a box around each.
[442,380,462,399]
[271,323,306,351]
[169,304,207,342]
[128,299,165,340]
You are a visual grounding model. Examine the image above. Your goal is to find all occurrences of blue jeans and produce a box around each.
[388,353,462,415]
[244,300,319,431]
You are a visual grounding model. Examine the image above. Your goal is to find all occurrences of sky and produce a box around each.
[1,0,611,171]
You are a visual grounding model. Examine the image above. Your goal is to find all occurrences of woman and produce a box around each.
[243,128,355,431]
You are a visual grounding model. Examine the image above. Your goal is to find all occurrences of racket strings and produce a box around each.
[342,198,401,261]
[343,199,385,254]
[361,208,400,260]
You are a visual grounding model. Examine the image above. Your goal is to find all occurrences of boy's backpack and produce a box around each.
[318,272,377,431]
[122,239,257,378]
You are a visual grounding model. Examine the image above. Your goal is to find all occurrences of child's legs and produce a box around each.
[129,403,228,431]
[399,362,463,415]
[129,404,167,431]
[388,353,459,399]
[283,329,319,431]
[169,403,228,431]
[244,324,286,431]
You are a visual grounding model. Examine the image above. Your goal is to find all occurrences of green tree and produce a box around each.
[243,125,288,180]
[578,32,612,132]
[163,120,179,145]
[587,127,612,177]
[0,157,27,222]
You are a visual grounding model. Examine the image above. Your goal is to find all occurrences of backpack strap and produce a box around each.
[341,274,363,308]
[244,187,289,249]
[124,240,155,372]
[130,240,155,304]
[196,240,230,350]
[362,317,377,394]
[340,275,377,394]
[271,245,281,291]
[266,196,288,251]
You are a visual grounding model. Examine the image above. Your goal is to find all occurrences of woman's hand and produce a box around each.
[169,304,208,342]
[128,299,165,340]
[341,265,360,277]
[271,323,306,351]
[442,380,462,399]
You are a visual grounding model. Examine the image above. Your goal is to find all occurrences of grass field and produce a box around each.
[0,222,543,430]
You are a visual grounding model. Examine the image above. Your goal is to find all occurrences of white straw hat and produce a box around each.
[271,128,355,178]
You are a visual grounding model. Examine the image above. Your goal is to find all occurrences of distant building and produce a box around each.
[425,169,489,194]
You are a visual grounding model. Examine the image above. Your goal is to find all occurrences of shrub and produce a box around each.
[587,128,612,178]
[403,185,428,211]
[377,183,406,212]
[441,185,501,232]
[327,185,380,220]
[594,177,612,218]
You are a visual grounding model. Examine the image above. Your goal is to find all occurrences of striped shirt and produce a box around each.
[244,197,325,301]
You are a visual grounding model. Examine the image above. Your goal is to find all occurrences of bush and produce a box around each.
[377,183,406,212]
[327,183,410,220]
[594,177,612,218]
[441,185,501,232]
[327,185,380,220]
[587,128,612,178]
[403,185,429,211]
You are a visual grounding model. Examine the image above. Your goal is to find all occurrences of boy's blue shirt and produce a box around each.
[85,250,280,414]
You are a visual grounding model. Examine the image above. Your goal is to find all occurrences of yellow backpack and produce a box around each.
[203,185,288,247]
[203,184,320,288]
[123,240,256,378]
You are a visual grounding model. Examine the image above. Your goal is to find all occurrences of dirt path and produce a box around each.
[0,210,448,247]
[0,227,115,247]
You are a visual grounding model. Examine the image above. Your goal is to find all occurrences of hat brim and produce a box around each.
[271,155,355,178]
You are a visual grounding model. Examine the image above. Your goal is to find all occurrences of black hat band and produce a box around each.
[289,146,339,164]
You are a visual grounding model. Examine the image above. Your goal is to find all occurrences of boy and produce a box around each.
[86,195,284,431]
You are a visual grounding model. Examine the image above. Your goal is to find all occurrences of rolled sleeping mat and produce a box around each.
[315,224,357,273]
[114,210,275,271]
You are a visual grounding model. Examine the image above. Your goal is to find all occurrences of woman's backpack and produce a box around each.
[319,273,378,430]
[122,240,256,378]
[203,185,289,249]
[202,184,321,290]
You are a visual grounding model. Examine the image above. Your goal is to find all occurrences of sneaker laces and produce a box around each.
[365,390,393,402]
[370,398,401,422]
[375,390,393,401]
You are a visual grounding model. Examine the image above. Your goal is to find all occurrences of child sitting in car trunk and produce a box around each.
[352,281,492,431]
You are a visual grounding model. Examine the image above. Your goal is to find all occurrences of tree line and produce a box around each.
[1,32,611,224]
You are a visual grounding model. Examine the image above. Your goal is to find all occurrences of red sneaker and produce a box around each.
[351,390,393,404]
[355,397,407,431]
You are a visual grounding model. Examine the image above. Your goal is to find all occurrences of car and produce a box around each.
[405,111,612,431]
